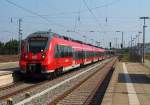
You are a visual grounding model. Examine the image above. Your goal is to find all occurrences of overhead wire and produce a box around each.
[82,0,120,47]
[82,0,104,31]
[4,0,122,44]
[5,0,66,29]
[48,0,121,16]
[73,1,82,32]
[41,0,61,12]
[7,0,121,18]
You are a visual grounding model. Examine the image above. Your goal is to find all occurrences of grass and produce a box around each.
[120,53,129,62]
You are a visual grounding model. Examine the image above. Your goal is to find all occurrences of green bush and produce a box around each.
[0,40,19,55]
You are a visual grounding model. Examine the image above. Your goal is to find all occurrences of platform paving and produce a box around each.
[0,62,19,87]
[102,62,150,105]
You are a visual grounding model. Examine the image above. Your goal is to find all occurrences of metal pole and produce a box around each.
[114,38,116,48]
[18,18,22,57]
[116,31,124,49]
[130,36,132,61]
[143,21,145,63]
[131,36,132,47]
[140,17,150,63]
[116,38,118,48]
[138,34,140,44]
[122,32,123,48]
[138,31,142,57]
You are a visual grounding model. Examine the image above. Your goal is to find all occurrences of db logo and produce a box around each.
[32,55,37,59]
[65,59,69,62]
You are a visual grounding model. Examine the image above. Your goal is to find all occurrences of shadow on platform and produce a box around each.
[118,73,150,84]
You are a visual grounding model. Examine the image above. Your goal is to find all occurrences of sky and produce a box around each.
[0,0,150,48]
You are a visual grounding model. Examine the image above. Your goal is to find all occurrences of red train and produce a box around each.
[19,31,109,78]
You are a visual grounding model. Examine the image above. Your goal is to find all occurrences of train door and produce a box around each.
[54,44,60,69]
[72,48,76,66]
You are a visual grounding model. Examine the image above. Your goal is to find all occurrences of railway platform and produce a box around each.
[0,62,19,87]
[101,62,150,105]
[0,61,18,70]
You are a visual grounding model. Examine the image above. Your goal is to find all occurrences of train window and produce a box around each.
[87,51,89,58]
[82,51,85,59]
[68,47,72,57]
[79,51,81,59]
[80,51,84,59]
[58,45,62,57]
[55,45,73,58]
[67,47,70,56]
[72,49,76,59]
[54,45,60,58]
[73,51,84,59]
[68,47,70,56]
[77,51,80,59]
[28,37,48,54]
[60,45,65,57]
[74,51,77,59]
[64,46,68,57]
[86,51,88,58]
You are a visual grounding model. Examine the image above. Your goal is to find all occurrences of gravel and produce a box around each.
[0,59,111,105]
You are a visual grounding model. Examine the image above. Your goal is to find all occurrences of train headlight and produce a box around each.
[42,53,46,59]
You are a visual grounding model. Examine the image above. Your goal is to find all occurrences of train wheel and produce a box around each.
[46,73,53,80]
[80,63,84,68]
[56,68,63,76]
[46,72,56,80]
[53,72,57,78]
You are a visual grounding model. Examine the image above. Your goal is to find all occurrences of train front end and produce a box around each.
[19,31,51,75]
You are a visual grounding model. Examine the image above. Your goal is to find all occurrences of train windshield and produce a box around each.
[28,37,48,54]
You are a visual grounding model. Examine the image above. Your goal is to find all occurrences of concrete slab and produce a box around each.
[102,62,150,105]
[0,73,14,87]
[0,69,20,87]
[0,62,19,87]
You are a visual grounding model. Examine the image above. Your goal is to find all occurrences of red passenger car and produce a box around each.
[19,31,107,78]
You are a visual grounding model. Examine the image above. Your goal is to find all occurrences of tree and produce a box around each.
[0,39,19,55]
[0,41,4,54]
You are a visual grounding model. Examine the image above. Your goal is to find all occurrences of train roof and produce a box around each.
[27,31,105,50]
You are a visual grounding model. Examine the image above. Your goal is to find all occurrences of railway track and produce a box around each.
[49,58,117,105]
[14,58,115,105]
[0,59,112,105]
[0,80,48,101]
[0,81,22,93]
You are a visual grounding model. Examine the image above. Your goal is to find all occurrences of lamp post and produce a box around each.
[137,31,142,57]
[116,31,124,49]
[18,18,22,56]
[139,17,150,63]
